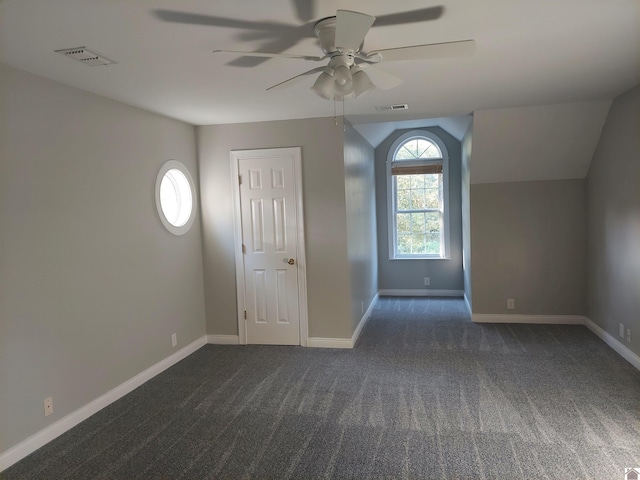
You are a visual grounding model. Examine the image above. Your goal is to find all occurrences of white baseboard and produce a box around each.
[307,337,353,348]
[0,335,207,472]
[472,314,587,325]
[351,292,378,346]
[207,334,240,345]
[307,293,379,349]
[378,289,464,297]
[583,317,640,371]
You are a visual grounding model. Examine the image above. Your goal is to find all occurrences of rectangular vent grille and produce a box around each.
[375,104,409,112]
[55,47,115,66]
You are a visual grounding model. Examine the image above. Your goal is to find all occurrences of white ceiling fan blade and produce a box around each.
[267,66,327,91]
[213,49,324,62]
[335,10,375,52]
[358,64,404,90]
[370,40,476,63]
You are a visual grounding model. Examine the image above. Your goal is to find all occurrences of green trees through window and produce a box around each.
[395,173,442,255]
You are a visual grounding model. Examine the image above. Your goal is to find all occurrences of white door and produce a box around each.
[231,148,307,345]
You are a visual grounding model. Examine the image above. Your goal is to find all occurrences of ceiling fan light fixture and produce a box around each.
[311,71,335,100]
[351,67,375,97]
[333,64,352,87]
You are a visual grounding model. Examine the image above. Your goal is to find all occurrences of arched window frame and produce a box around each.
[386,130,451,259]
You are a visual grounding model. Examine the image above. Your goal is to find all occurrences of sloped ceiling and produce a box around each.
[353,115,472,147]
[471,101,612,184]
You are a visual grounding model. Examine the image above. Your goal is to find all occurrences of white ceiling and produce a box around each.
[0,0,638,129]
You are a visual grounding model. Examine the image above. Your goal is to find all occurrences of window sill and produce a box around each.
[389,256,450,261]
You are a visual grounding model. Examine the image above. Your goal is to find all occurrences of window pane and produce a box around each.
[423,142,442,158]
[397,234,411,254]
[425,233,441,255]
[396,213,411,234]
[408,139,419,157]
[424,173,440,188]
[394,136,442,161]
[410,190,426,210]
[411,212,425,233]
[397,189,411,210]
[425,212,441,233]
[395,145,416,160]
[397,175,411,190]
[410,174,425,189]
[425,187,439,208]
[411,234,427,254]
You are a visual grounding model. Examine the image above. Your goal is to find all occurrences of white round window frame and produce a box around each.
[155,160,197,236]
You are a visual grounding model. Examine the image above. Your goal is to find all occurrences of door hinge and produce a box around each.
[238,175,242,185]
[242,244,246,254]
[244,310,247,320]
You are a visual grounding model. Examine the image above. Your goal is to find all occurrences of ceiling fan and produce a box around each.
[155,7,476,101]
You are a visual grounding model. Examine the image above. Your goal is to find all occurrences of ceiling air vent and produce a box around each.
[55,47,115,66]
[375,103,409,112]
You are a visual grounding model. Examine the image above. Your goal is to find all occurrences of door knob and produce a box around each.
[287,258,295,265]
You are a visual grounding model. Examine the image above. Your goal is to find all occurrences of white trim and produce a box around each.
[230,147,309,347]
[464,293,472,317]
[230,153,247,345]
[583,317,640,371]
[207,335,240,345]
[307,293,379,349]
[307,337,354,349]
[472,314,586,324]
[378,289,464,297]
[351,293,378,346]
[0,336,207,472]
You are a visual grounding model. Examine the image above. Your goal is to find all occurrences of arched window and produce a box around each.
[387,130,450,259]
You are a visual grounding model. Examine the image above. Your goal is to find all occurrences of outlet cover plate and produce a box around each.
[44,397,53,416]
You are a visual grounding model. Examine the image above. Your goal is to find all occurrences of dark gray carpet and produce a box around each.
[4,297,640,479]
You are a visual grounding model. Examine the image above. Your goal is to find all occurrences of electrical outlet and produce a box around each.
[171,333,177,348]
[620,323,625,338]
[507,298,515,310]
[44,397,53,416]
[424,277,430,286]
[626,328,631,343]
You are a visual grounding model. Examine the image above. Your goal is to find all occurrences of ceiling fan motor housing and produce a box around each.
[314,16,364,56]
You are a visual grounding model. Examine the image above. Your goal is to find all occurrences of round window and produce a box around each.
[155,160,196,235]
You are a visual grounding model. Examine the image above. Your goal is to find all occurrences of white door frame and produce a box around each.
[230,147,309,346]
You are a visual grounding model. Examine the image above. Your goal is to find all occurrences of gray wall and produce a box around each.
[461,122,473,309]
[586,84,640,356]
[197,117,354,339]
[0,64,206,453]
[470,179,586,315]
[344,122,378,331]
[374,127,464,291]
